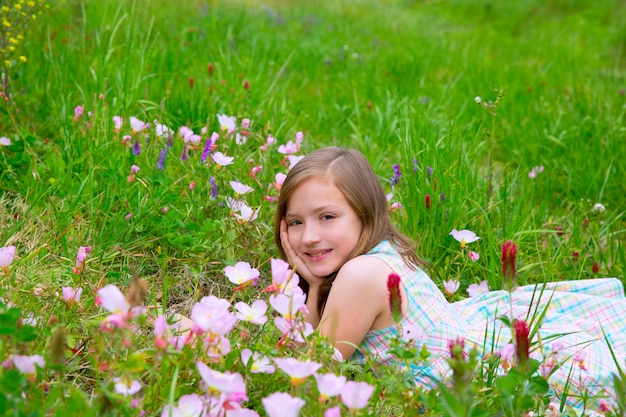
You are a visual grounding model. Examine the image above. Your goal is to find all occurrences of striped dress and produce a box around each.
[350,240,626,411]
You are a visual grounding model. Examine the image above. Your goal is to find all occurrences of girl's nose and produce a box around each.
[302,224,321,244]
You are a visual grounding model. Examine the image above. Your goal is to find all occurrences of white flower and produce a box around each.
[230,181,254,195]
[467,280,489,297]
[592,203,606,213]
[474,96,482,104]
[449,229,480,248]
[212,152,234,167]
[0,137,11,146]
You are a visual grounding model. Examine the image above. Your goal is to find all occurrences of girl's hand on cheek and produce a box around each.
[281,219,322,287]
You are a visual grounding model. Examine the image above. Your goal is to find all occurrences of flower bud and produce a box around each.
[501,240,517,292]
[513,319,530,370]
[425,194,431,209]
[387,273,402,323]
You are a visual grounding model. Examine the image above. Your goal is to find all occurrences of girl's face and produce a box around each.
[284,176,363,280]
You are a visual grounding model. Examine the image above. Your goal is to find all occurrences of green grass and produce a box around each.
[1,0,625,414]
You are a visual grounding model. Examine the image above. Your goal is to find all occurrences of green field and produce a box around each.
[1,0,625,415]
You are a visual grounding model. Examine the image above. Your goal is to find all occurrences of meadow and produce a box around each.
[1,0,626,415]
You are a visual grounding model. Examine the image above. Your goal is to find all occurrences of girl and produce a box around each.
[274,146,626,411]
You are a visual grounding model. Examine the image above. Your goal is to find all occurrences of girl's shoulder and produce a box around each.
[335,253,393,288]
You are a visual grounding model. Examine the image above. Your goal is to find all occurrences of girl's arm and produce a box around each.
[317,256,398,360]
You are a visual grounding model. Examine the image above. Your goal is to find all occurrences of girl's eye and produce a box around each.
[320,214,335,221]
[287,220,301,227]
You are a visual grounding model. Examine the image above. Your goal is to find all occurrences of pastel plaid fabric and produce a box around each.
[350,240,626,411]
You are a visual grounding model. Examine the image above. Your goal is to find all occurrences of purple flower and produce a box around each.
[412,158,418,173]
[180,144,188,161]
[200,136,213,163]
[390,164,402,186]
[210,176,218,200]
[427,166,433,179]
[157,148,167,170]
[132,139,141,155]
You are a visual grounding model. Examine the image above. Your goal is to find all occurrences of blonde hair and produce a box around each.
[274,146,419,315]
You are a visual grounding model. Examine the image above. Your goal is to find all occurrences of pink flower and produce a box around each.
[0,245,16,274]
[442,280,459,295]
[324,407,341,417]
[340,381,375,411]
[250,165,263,178]
[230,181,254,195]
[467,280,489,297]
[573,349,587,371]
[263,258,300,294]
[189,181,196,191]
[287,155,305,170]
[262,392,305,417]
[161,394,205,417]
[97,284,143,330]
[450,229,480,249]
[191,302,237,336]
[217,114,237,133]
[73,105,84,121]
[273,173,287,190]
[528,165,544,179]
[496,343,515,372]
[274,357,322,385]
[113,376,142,396]
[468,251,480,261]
[269,290,307,319]
[226,409,260,417]
[130,117,149,133]
[212,152,234,167]
[154,122,172,138]
[273,316,313,344]
[277,141,299,155]
[130,165,140,174]
[401,323,425,343]
[196,361,246,396]
[62,286,83,305]
[72,245,91,275]
[540,357,556,379]
[235,300,268,325]
[314,373,346,401]
[260,135,275,150]
[12,355,45,376]
[240,349,275,374]
[225,262,260,287]
[233,204,259,223]
[112,116,123,130]
[0,136,11,146]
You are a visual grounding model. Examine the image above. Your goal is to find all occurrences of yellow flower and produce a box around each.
[19,56,26,63]
[2,6,9,12]
[28,1,35,6]
[2,19,10,27]
[5,60,11,68]
[9,37,18,44]
[31,13,36,19]
[8,46,15,52]
[15,4,21,10]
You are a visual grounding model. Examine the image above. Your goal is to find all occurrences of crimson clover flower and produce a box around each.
[513,318,530,370]
[387,272,402,323]
[501,240,517,291]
